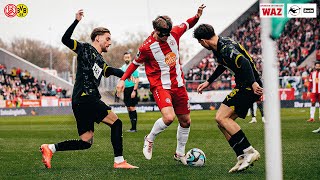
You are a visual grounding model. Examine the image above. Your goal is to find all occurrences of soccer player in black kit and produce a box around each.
[40,9,138,169]
[194,24,263,172]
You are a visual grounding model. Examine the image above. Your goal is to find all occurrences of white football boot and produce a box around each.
[143,135,153,160]
[312,127,320,133]
[173,153,187,165]
[229,155,245,173]
[249,117,257,123]
[238,148,260,171]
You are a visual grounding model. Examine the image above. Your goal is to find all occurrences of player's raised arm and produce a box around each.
[188,4,206,28]
[61,9,84,52]
[173,4,206,37]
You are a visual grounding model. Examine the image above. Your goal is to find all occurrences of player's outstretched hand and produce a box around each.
[197,81,209,94]
[196,4,206,18]
[116,80,125,97]
[252,82,263,95]
[76,9,84,21]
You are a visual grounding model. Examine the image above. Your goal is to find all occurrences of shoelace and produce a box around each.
[147,141,153,153]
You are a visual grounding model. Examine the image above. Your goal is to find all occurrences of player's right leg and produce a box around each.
[249,102,257,123]
[101,108,138,169]
[143,88,175,160]
[127,106,137,132]
[40,131,93,169]
[307,94,316,122]
[40,102,95,169]
[217,94,260,172]
[143,106,175,160]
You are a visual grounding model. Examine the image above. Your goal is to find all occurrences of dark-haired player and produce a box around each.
[120,51,139,132]
[194,23,262,172]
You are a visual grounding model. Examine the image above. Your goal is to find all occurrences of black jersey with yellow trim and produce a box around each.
[62,19,124,103]
[210,36,261,87]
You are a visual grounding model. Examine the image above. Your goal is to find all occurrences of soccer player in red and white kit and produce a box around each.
[116,4,206,164]
[307,61,320,122]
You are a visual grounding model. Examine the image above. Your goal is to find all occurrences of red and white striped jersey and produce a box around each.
[309,70,320,93]
[133,16,199,90]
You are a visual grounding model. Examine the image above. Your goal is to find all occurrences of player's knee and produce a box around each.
[215,114,224,124]
[179,120,191,128]
[111,119,122,127]
[163,114,175,123]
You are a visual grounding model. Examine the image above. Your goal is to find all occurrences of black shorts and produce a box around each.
[124,86,138,107]
[72,98,111,136]
[222,87,261,119]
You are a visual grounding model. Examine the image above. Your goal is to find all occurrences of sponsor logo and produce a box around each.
[287,3,317,18]
[0,109,27,116]
[303,8,314,13]
[260,3,284,18]
[288,5,300,16]
[260,3,316,18]
[165,98,171,104]
[164,52,176,67]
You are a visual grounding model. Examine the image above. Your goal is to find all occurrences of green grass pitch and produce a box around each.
[0,108,319,179]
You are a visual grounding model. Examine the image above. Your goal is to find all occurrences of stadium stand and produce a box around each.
[184,8,319,94]
[0,63,68,101]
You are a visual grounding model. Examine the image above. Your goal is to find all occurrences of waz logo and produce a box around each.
[4,4,28,18]
[259,4,284,18]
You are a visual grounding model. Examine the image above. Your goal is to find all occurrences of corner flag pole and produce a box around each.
[261,0,283,179]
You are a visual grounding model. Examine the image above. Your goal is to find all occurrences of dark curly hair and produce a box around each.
[193,24,215,40]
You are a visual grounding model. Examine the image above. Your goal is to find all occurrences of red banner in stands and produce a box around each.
[58,98,72,106]
[21,100,41,107]
[279,88,295,100]
[41,97,59,107]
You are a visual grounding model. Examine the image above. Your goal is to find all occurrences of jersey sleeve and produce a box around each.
[103,63,124,78]
[308,73,313,92]
[61,19,83,54]
[171,15,199,38]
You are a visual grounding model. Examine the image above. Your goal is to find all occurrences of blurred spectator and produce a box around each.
[186,11,318,84]
[0,64,68,101]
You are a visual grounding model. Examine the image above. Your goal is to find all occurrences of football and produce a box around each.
[186,148,206,166]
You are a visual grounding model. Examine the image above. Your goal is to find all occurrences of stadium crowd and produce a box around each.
[0,64,68,101]
[185,12,319,84]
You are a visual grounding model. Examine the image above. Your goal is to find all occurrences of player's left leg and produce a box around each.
[172,87,191,165]
[102,111,138,169]
[127,106,137,132]
[174,113,191,165]
[249,102,257,123]
[257,101,265,123]
[317,93,320,121]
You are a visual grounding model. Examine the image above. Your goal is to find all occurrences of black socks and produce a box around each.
[55,139,92,151]
[128,110,137,130]
[111,119,123,157]
[228,130,251,157]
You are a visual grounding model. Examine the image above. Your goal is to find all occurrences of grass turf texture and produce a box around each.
[0,108,320,179]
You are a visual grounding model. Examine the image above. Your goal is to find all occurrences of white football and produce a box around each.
[186,148,206,166]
